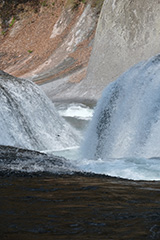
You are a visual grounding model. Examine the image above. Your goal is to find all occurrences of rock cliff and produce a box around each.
[83,0,160,99]
[1,0,160,101]
[0,0,103,90]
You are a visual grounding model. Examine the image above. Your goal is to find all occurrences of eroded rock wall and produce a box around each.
[84,0,160,99]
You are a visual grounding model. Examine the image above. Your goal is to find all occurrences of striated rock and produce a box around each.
[83,0,160,99]
[0,1,102,86]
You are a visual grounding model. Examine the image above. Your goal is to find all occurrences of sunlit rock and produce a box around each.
[83,0,160,99]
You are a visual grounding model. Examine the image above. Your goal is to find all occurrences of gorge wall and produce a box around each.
[0,0,103,99]
[82,0,160,99]
[1,0,160,102]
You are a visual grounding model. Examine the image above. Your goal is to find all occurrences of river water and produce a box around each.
[1,172,160,240]
[1,55,160,239]
[1,102,160,240]
[52,102,160,181]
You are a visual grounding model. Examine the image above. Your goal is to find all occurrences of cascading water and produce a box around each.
[1,55,160,180]
[82,54,160,160]
[70,54,160,180]
[0,71,80,151]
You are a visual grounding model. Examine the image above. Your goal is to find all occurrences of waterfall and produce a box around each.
[0,71,80,151]
[82,55,160,159]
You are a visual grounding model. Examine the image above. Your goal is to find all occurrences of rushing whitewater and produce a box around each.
[0,71,80,151]
[2,55,160,181]
[82,55,160,160]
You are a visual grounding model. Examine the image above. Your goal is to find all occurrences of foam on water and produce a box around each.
[75,157,160,181]
[1,55,160,181]
[82,55,160,160]
[1,144,160,180]
[58,103,93,120]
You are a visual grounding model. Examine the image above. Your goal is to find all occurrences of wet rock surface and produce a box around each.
[0,145,76,176]
[0,145,66,168]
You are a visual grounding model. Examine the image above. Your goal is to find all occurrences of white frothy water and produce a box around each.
[0,71,80,151]
[52,72,160,181]
[58,103,93,120]
[82,55,160,160]
[1,55,160,181]
[75,157,160,181]
[60,54,160,181]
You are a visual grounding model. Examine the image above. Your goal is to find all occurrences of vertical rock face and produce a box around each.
[0,1,102,86]
[84,0,160,99]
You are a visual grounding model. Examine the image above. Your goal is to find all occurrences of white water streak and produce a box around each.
[82,55,160,159]
[0,71,80,151]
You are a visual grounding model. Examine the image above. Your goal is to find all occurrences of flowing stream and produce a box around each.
[55,55,160,181]
[1,55,160,180]
[1,55,160,240]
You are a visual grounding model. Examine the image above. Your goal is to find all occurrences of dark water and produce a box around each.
[1,145,160,239]
[1,172,160,239]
